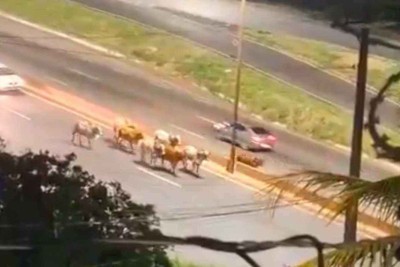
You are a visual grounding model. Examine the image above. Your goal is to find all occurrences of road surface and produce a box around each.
[71,0,400,129]
[123,0,400,58]
[0,15,397,181]
[0,86,350,267]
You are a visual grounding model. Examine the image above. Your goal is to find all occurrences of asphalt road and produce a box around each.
[0,87,349,267]
[122,0,400,59]
[0,15,397,181]
[71,0,400,129]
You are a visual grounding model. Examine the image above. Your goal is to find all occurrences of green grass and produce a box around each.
[1,0,399,155]
[246,29,400,102]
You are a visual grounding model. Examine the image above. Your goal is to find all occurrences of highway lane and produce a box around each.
[121,0,400,60]
[71,0,400,129]
[0,15,396,180]
[0,90,348,267]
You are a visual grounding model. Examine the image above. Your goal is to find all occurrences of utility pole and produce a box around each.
[344,27,369,243]
[226,0,246,173]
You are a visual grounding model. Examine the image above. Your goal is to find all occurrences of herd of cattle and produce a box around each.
[71,117,210,176]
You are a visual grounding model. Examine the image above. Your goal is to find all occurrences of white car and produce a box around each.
[0,63,25,92]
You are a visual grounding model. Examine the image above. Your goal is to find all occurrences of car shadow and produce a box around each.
[0,90,25,96]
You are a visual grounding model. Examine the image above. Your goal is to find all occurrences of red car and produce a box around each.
[213,122,277,151]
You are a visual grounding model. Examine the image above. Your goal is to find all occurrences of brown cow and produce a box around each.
[71,120,103,149]
[115,126,144,153]
[113,117,136,140]
[159,145,185,175]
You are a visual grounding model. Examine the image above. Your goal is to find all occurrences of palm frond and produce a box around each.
[260,171,364,216]
[298,235,400,267]
[262,171,400,225]
[336,175,400,224]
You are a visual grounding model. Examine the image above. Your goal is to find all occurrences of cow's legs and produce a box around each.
[71,133,76,144]
[171,161,177,176]
[130,142,134,154]
[182,158,188,170]
[87,137,92,149]
[78,135,82,146]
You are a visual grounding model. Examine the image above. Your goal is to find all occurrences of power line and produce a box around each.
[0,199,307,229]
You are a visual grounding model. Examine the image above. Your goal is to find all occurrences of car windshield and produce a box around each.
[0,68,16,76]
[231,123,246,131]
[251,127,270,135]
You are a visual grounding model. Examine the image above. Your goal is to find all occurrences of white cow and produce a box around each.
[154,129,181,146]
[71,120,103,149]
[182,145,210,176]
[139,138,165,166]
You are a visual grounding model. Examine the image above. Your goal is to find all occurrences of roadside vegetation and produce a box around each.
[1,0,399,156]
[246,29,400,102]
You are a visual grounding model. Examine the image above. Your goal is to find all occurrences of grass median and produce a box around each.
[0,0,399,155]
[246,29,400,102]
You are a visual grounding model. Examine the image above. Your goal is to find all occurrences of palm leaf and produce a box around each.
[338,175,400,224]
[297,235,400,267]
[261,171,400,224]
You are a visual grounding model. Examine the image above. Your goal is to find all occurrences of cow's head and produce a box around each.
[92,125,103,139]
[197,149,210,161]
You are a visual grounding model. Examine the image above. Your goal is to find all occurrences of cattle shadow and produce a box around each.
[179,167,203,179]
[69,141,92,151]
[133,160,166,172]
[103,137,137,155]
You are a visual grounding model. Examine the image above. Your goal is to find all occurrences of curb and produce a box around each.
[23,80,400,239]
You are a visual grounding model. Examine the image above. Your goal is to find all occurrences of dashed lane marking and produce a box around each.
[136,166,182,188]
[69,68,99,81]
[170,124,205,140]
[0,105,31,121]
[196,115,217,124]
[48,77,68,87]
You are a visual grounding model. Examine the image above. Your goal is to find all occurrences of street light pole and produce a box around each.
[344,27,369,243]
[227,0,246,173]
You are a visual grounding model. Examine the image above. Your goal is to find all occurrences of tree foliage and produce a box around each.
[0,145,171,266]
[263,171,400,266]
[260,0,400,23]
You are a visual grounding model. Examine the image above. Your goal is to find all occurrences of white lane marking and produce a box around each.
[170,124,205,139]
[0,105,31,121]
[195,96,211,104]
[136,166,182,188]
[69,68,99,81]
[196,115,217,124]
[201,166,262,193]
[48,77,68,87]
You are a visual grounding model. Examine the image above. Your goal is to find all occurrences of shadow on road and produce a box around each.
[103,137,137,155]
[134,160,201,178]
[0,90,25,96]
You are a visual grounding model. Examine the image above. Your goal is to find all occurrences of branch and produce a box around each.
[94,234,333,267]
[366,71,400,161]
[331,22,400,51]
